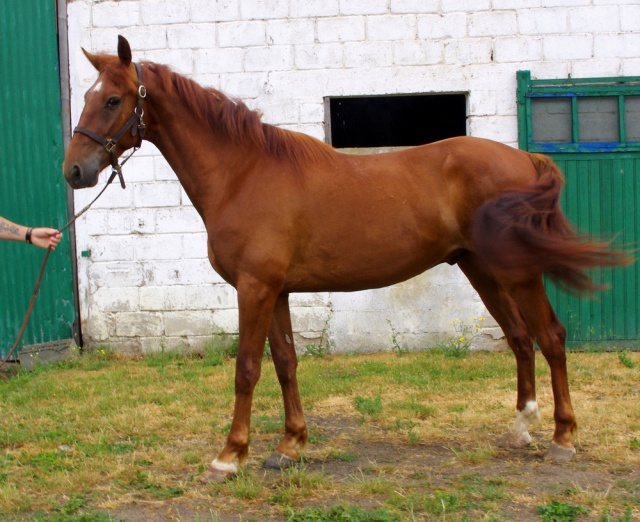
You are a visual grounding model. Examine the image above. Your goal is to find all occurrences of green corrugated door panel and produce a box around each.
[517,70,640,345]
[0,1,75,357]
[548,155,640,344]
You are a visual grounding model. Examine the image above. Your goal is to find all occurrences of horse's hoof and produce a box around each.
[545,441,576,463]
[201,459,238,483]
[263,452,297,470]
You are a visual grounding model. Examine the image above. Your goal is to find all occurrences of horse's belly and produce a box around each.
[286,233,459,293]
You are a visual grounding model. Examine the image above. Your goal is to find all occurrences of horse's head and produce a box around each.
[63,36,145,189]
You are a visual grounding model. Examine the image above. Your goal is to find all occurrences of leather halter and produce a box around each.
[73,62,147,189]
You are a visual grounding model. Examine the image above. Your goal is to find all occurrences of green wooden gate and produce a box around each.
[0,0,76,358]
[517,71,640,346]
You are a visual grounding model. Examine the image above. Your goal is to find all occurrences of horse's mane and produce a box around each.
[148,62,334,170]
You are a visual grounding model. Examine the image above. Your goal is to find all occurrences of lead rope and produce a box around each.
[0,150,138,371]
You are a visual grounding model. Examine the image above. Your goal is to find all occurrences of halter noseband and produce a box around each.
[73,62,147,189]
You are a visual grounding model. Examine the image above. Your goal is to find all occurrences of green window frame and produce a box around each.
[517,70,640,154]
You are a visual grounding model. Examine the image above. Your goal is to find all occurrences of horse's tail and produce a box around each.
[471,153,633,293]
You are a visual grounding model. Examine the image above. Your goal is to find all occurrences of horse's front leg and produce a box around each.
[206,275,279,482]
[263,294,308,470]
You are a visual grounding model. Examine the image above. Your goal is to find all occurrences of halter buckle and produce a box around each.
[138,85,147,98]
[105,139,117,153]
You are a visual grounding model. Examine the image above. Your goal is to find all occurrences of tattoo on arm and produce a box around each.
[0,220,21,237]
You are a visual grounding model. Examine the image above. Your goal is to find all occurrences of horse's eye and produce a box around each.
[106,96,121,109]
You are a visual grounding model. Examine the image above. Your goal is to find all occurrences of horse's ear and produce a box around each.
[82,48,104,71]
[117,35,132,66]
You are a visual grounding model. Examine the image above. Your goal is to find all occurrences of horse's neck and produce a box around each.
[144,89,242,218]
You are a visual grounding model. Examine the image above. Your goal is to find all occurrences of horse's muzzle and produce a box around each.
[63,161,100,189]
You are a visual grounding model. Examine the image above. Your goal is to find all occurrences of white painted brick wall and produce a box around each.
[317,17,366,43]
[417,13,468,39]
[367,15,417,41]
[65,0,639,355]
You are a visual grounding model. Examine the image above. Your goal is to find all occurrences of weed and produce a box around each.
[228,470,263,500]
[460,473,510,503]
[328,450,358,462]
[286,505,402,521]
[303,317,334,357]
[354,395,382,417]
[631,437,640,451]
[270,462,328,504]
[537,500,589,521]
[253,415,283,434]
[387,319,409,355]
[599,507,634,522]
[393,398,436,419]
[615,479,640,507]
[423,490,462,516]
[145,342,183,369]
[441,317,486,357]
[307,425,328,444]
[618,351,635,369]
[202,334,239,366]
[182,451,201,465]
[59,493,87,515]
[78,346,111,371]
[23,451,74,473]
[389,419,417,431]
[127,468,184,500]
[202,340,226,367]
[350,470,394,495]
[28,511,121,521]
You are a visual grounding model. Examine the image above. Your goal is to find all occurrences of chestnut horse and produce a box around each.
[63,37,630,481]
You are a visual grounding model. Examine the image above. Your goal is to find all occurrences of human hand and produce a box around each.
[30,228,63,250]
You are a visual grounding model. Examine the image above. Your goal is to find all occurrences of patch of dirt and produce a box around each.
[0,362,20,380]
[101,414,639,521]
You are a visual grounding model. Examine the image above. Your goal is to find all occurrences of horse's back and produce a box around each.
[283,136,538,292]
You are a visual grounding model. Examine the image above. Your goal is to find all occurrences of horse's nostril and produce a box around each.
[71,164,82,185]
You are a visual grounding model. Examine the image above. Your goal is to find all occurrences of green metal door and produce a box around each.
[0,0,76,358]
[518,72,640,346]
[547,155,640,343]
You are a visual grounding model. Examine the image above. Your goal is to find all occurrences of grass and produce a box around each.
[537,500,589,521]
[286,504,402,521]
[0,347,638,520]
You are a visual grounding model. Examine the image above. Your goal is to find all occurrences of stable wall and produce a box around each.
[64,0,640,354]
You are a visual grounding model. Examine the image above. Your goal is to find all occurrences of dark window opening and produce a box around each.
[327,94,467,148]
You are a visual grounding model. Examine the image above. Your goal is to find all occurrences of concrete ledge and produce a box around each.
[18,339,79,371]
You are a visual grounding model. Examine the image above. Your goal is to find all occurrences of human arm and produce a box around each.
[0,216,62,250]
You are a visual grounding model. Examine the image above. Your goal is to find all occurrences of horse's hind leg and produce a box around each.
[507,278,577,461]
[458,254,541,448]
[263,293,308,469]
